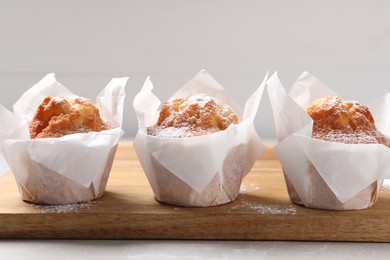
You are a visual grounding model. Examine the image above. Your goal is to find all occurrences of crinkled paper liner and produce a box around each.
[135,122,261,207]
[17,145,118,205]
[151,143,247,207]
[283,164,380,211]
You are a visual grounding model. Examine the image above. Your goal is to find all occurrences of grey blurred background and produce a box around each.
[1,0,389,140]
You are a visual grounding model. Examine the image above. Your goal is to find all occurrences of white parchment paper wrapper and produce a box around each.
[133,70,266,207]
[267,71,390,210]
[0,74,127,204]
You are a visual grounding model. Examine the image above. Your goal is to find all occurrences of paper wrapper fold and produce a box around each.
[267,71,390,210]
[0,74,127,204]
[133,70,266,207]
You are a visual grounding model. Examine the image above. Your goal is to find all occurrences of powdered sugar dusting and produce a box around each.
[240,183,260,193]
[307,96,390,146]
[312,130,386,145]
[147,93,239,138]
[30,201,97,213]
[147,126,194,138]
[228,195,297,215]
[381,179,390,192]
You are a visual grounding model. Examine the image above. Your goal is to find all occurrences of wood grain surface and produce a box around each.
[0,142,390,241]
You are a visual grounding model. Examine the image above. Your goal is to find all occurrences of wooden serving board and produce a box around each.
[1,142,390,241]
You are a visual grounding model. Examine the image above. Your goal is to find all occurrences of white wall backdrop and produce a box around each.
[1,0,390,139]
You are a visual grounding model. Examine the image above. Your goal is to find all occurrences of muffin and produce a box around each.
[284,96,390,210]
[0,74,126,205]
[16,96,114,204]
[145,93,248,206]
[134,70,266,208]
[14,96,117,204]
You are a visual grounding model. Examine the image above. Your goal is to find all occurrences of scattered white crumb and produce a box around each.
[30,201,96,214]
[228,195,297,215]
[381,179,390,192]
[240,183,260,193]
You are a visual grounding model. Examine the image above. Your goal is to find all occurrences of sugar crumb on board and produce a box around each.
[227,187,297,215]
[239,183,260,193]
[381,179,390,193]
[228,195,297,215]
[29,201,98,214]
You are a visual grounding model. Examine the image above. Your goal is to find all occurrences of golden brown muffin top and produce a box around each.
[29,96,110,139]
[148,93,238,138]
[306,96,390,146]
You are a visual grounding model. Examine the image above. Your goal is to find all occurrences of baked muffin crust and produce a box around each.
[306,96,390,146]
[148,93,238,138]
[29,96,110,139]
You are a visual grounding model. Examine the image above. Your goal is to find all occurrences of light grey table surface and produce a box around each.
[1,240,389,260]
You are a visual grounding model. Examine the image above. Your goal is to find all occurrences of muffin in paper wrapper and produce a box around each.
[0,74,127,204]
[133,70,266,207]
[267,71,390,210]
